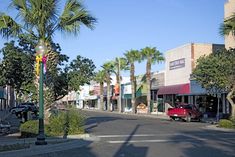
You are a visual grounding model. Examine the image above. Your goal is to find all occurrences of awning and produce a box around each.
[157,83,190,95]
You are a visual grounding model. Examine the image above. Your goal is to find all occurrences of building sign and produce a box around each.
[169,58,185,70]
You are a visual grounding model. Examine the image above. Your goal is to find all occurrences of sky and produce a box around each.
[0,0,225,76]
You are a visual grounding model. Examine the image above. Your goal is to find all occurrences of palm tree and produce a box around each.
[113,57,128,113]
[102,61,114,111]
[124,49,142,114]
[220,13,235,37]
[0,0,96,43]
[0,0,96,116]
[141,47,164,114]
[94,70,106,111]
[0,0,96,81]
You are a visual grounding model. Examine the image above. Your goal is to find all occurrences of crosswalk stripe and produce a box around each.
[97,134,157,138]
[108,139,170,144]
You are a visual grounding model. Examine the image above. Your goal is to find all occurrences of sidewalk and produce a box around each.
[0,134,94,157]
[0,110,11,122]
[0,110,21,136]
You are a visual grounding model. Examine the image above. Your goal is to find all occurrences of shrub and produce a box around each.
[47,109,85,136]
[229,116,235,124]
[67,109,85,134]
[218,119,234,129]
[20,120,38,138]
[20,109,86,137]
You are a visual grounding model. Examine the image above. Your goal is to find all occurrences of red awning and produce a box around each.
[157,83,190,95]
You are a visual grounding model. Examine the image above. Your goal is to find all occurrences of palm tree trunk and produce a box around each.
[100,82,104,111]
[146,58,151,114]
[117,58,122,113]
[226,85,235,118]
[107,74,111,111]
[131,63,136,114]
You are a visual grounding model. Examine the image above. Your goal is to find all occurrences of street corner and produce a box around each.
[0,136,94,157]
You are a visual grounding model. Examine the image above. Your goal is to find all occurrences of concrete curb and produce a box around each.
[204,125,235,132]
[0,134,94,157]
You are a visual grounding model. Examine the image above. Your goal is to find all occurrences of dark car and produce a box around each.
[20,103,38,114]
[9,105,29,117]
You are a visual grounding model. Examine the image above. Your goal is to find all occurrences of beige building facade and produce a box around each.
[224,0,235,49]
[165,43,224,86]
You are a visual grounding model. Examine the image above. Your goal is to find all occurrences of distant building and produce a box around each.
[224,0,235,49]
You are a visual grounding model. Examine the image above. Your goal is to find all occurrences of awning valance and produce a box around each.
[157,83,190,95]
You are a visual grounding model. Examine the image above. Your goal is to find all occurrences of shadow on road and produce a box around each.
[84,116,137,133]
[113,124,148,157]
[169,129,235,157]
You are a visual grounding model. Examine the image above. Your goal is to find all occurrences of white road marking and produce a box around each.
[97,134,157,138]
[107,138,235,144]
[96,132,235,138]
[108,139,171,144]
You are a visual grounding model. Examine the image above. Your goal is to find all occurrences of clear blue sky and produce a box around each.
[0,0,225,76]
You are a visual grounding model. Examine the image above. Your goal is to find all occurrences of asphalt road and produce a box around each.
[33,110,235,157]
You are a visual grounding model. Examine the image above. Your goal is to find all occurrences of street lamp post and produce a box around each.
[35,40,47,145]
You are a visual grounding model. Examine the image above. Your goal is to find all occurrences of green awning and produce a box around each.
[136,83,147,97]
[124,94,131,99]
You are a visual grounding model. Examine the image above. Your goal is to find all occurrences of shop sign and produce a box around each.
[169,58,185,70]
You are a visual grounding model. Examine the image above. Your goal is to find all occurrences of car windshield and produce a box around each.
[178,105,192,109]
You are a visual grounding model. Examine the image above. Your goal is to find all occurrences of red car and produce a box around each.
[167,103,202,122]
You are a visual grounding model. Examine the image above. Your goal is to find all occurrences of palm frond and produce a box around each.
[124,49,141,64]
[220,13,235,36]
[58,0,97,35]
[0,13,22,38]
[10,0,59,39]
[141,46,164,64]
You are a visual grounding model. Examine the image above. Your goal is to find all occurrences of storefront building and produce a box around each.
[157,43,227,117]
[0,87,7,110]
[151,71,165,113]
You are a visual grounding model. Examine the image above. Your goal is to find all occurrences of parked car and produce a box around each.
[167,103,202,122]
[19,103,38,113]
[9,106,29,117]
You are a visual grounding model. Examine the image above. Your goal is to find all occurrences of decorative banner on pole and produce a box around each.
[42,56,47,74]
[36,55,42,76]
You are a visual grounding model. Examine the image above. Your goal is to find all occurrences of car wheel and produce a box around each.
[12,110,16,114]
[197,118,201,122]
[169,117,174,121]
[186,115,191,122]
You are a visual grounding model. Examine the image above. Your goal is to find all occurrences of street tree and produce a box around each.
[102,61,114,111]
[94,70,106,111]
[141,47,164,113]
[0,41,34,96]
[192,48,235,118]
[0,0,96,110]
[124,49,142,113]
[0,0,96,41]
[68,55,96,92]
[112,57,128,112]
